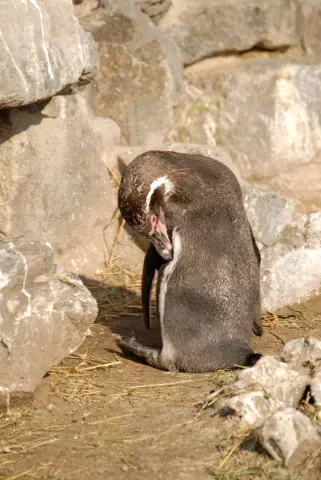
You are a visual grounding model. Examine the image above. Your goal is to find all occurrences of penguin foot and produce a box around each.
[114,335,165,369]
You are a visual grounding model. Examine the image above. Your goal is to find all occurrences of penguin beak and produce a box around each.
[151,220,172,261]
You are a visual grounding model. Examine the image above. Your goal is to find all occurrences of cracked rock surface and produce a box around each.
[158,0,298,65]
[81,0,185,146]
[0,95,122,278]
[0,237,98,393]
[0,0,97,108]
[260,212,321,312]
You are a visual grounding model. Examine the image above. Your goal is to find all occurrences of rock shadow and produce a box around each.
[0,100,51,145]
[240,431,265,454]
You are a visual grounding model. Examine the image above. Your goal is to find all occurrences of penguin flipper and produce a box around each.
[252,303,263,336]
[249,224,263,336]
[249,223,261,265]
[142,243,164,330]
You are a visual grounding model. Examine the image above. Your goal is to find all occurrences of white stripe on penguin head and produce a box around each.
[145,176,174,213]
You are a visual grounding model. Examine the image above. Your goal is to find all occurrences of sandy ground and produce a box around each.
[1,277,321,480]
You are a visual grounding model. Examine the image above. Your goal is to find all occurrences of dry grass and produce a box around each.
[261,311,305,330]
[48,350,122,401]
[261,305,319,331]
[0,411,64,476]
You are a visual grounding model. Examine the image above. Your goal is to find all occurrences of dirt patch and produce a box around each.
[1,276,321,480]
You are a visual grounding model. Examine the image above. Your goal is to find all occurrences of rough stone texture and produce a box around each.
[0,94,129,278]
[74,0,172,23]
[73,0,100,19]
[281,337,321,372]
[235,356,308,408]
[259,408,321,466]
[298,0,321,56]
[311,370,321,407]
[254,163,321,215]
[260,212,321,312]
[205,356,308,426]
[116,142,242,184]
[136,0,172,24]
[0,0,98,109]
[158,0,298,65]
[81,0,185,146]
[202,339,321,465]
[0,237,97,393]
[175,58,321,183]
[242,185,295,246]
[214,391,278,427]
[166,83,218,149]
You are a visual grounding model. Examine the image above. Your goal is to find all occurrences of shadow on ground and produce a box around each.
[83,276,162,353]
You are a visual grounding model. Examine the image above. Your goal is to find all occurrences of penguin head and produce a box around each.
[118,153,178,261]
[118,150,241,261]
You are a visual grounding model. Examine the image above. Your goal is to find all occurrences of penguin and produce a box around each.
[116,150,262,372]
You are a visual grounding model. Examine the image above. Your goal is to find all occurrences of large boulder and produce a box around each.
[260,212,321,312]
[254,163,321,214]
[0,237,97,393]
[80,0,185,146]
[0,94,126,278]
[0,0,98,109]
[242,185,296,246]
[158,0,299,65]
[170,58,321,186]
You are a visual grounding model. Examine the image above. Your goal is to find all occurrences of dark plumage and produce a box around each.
[117,150,262,372]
